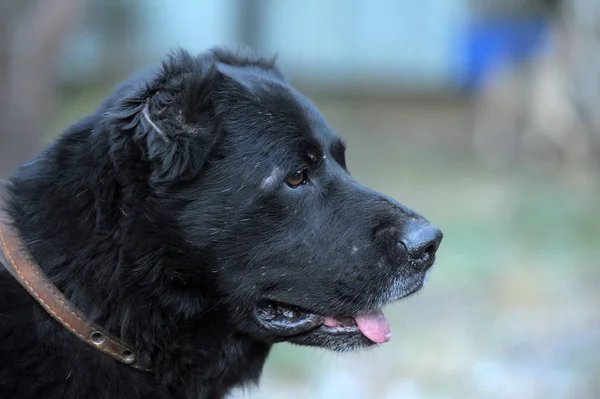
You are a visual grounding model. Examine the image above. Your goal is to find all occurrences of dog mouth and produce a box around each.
[253,301,393,344]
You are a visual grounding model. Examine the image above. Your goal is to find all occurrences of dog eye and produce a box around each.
[285,169,307,188]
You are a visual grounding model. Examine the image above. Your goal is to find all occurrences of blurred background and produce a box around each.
[1,0,599,398]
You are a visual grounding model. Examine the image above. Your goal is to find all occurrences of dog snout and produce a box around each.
[400,223,443,270]
[372,219,442,271]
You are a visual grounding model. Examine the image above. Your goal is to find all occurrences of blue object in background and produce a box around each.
[455,17,552,92]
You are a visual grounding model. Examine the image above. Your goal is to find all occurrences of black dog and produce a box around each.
[0,48,442,399]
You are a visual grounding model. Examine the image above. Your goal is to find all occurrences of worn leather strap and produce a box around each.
[0,214,150,371]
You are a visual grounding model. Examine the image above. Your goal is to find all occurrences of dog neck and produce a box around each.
[3,128,270,396]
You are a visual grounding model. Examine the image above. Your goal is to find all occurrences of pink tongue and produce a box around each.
[353,309,392,343]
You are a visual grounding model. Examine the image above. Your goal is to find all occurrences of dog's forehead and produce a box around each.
[217,62,337,147]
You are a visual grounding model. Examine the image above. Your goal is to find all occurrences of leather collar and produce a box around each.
[0,213,150,371]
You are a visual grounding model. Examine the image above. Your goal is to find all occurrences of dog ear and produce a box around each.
[108,49,222,184]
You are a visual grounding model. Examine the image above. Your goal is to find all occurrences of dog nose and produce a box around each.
[401,224,443,265]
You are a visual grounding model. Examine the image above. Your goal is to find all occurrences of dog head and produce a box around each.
[108,48,442,352]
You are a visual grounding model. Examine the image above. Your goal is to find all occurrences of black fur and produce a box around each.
[0,47,442,398]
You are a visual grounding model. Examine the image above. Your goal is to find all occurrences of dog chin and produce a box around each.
[285,326,375,352]
[376,272,428,308]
